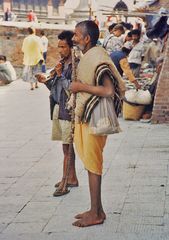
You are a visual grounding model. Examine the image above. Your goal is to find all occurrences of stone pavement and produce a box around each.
[0,80,169,240]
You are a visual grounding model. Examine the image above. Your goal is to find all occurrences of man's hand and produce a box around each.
[55,62,63,77]
[70,81,83,93]
[35,73,47,83]
[70,73,114,97]
[133,80,141,90]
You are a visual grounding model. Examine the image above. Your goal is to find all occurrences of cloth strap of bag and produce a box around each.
[82,64,122,123]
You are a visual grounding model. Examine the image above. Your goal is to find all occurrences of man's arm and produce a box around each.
[70,72,114,97]
[120,58,141,90]
[36,73,54,90]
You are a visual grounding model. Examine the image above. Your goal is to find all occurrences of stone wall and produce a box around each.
[152,38,169,123]
[0,25,62,68]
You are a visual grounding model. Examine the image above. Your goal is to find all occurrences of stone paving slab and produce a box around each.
[1,80,169,239]
[1,232,169,240]
[126,192,166,203]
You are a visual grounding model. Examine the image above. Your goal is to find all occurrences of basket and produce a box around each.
[123,100,145,121]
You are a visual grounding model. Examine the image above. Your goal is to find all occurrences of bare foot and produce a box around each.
[75,210,106,220]
[72,211,105,227]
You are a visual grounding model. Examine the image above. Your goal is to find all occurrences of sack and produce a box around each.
[89,97,121,136]
[125,89,152,105]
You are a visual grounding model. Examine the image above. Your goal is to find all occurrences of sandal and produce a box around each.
[54,181,79,188]
[53,188,70,197]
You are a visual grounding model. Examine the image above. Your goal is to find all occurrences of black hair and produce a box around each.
[76,20,99,46]
[131,29,141,36]
[108,23,117,32]
[113,24,125,33]
[58,30,74,48]
[28,27,34,34]
[127,31,132,38]
[123,22,133,30]
[0,55,6,61]
[122,47,131,55]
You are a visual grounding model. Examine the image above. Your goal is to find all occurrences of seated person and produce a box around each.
[140,56,164,122]
[3,8,16,21]
[128,29,144,78]
[0,55,16,86]
[4,8,12,21]
[110,42,141,90]
[103,24,125,54]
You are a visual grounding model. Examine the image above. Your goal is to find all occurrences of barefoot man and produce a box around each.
[70,20,124,227]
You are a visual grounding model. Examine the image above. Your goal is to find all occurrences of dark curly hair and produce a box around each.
[58,30,74,48]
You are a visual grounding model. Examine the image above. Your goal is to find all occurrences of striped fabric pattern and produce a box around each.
[82,64,122,123]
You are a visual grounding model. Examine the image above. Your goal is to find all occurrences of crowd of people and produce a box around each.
[1,16,167,228]
[101,20,166,121]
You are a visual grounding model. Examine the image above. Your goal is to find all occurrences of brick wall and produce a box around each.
[151,38,169,123]
[0,25,62,68]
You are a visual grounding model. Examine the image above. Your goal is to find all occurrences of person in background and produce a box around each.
[110,42,141,90]
[128,29,144,78]
[140,56,164,122]
[124,31,133,49]
[4,8,12,21]
[0,55,16,86]
[103,22,116,38]
[143,38,161,68]
[27,9,36,22]
[36,30,79,197]
[105,15,113,28]
[93,16,99,27]
[103,24,125,54]
[22,27,43,90]
[40,30,49,73]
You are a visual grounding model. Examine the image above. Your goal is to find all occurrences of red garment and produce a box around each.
[27,12,34,22]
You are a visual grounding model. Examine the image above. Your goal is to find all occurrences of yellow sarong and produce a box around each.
[74,123,107,175]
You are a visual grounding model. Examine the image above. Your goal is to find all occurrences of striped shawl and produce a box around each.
[82,64,122,123]
[75,46,125,123]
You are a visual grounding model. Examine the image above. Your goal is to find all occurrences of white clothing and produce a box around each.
[40,35,48,53]
[103,34,124,54]
[128,41,144,65]
[5,61,17,80]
